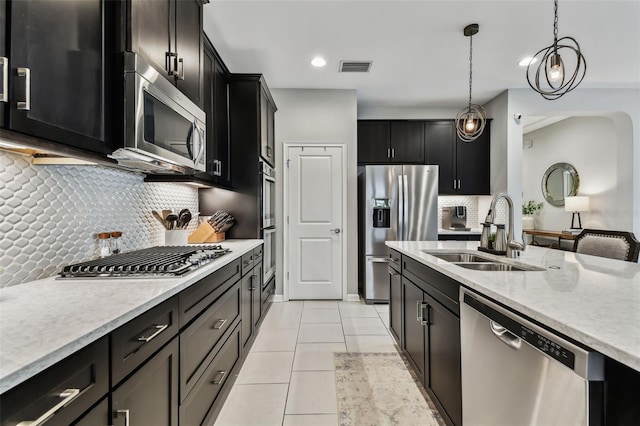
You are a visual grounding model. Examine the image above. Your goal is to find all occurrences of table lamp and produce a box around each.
[565,196,590,231]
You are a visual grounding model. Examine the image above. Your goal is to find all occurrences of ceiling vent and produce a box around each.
[339,61,372,73]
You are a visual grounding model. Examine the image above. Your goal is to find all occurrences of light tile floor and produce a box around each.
[214,300,398,426]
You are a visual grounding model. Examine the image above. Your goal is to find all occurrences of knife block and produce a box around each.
[188,222,225,244]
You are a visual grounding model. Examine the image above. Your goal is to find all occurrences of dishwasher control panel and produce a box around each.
[519,326,575,369]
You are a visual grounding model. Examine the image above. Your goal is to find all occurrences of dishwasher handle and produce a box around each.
[490,320,521,350]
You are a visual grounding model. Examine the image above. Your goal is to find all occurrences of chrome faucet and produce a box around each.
[483,193,526,258]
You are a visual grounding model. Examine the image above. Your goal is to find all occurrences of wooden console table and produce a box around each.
[524,229,576,249]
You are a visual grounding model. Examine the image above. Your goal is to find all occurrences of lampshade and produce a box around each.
[565,196,590,212]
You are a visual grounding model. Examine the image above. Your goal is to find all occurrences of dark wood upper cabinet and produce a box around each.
[425,121,456,194]
[425,120,490,195]
[390,121,424,163]
[199,36,231,186]
[455,127,490,195]
[2,0,110,154]
[358,120,424,164]
[357,121,390,163]
[128,0,204,107]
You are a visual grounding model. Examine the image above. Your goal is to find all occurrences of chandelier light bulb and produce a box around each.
[548,65,563,82]
[465,115,477,133]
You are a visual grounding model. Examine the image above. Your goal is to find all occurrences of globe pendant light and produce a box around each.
[455,24,486,143]
[526,0,587,100]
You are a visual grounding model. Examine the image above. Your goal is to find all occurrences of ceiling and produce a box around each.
[203,1,640,109]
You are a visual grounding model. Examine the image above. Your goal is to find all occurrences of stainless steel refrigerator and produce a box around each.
[359,165,439,303]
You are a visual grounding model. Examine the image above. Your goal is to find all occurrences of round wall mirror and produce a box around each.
[541,162,580,206]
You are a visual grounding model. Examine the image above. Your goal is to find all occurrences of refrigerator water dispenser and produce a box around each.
[372,199,391,228]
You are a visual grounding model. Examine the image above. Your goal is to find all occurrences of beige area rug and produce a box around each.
[334,352,443,426]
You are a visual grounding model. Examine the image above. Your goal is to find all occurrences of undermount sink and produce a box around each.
[423,250,545,272]
[426,253,492,263]
[454,262,543,272]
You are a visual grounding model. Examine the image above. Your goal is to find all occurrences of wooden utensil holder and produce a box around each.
[188,222,226,244]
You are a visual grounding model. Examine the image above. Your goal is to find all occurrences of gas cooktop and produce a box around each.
[59,245,231,279]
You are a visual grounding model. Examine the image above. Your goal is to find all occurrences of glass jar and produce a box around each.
[110,231,123,254]
[98,232,111,257]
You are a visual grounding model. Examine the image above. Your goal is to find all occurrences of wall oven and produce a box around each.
[110,53,206,174]
[261,161,275,228]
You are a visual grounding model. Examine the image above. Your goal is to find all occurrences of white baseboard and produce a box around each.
[272,295,285,302]
[346,293,361,302]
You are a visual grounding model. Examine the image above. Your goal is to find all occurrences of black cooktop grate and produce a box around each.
[59,245,231,278]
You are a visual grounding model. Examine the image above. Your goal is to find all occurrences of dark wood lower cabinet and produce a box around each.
[72,398,109,426]
[111,338,179,426]
[252,262,263,329]
[389,266,402,345]
[403,278,425,378]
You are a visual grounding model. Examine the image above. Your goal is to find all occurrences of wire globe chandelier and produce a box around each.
[455,24,486,143]
[526,0,587,100]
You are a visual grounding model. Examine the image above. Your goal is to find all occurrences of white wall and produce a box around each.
[357,106,458,120]
[271,89,358,298]
[522,117,626,231]
[485,88,639,237]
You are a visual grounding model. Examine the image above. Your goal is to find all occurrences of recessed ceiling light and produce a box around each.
[310,56,327,68]
[518,57,538,67]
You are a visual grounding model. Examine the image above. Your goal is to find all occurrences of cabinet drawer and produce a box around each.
[0,337,108,426]
[241,251,255,276]
[180,281,241,399]
[254,245,264,264]
[403,256,459,315]
[180,324,241,426]
[388,249,402,273]
[262,275,275,307]
[179,258,241,327]
[111,296,179,386]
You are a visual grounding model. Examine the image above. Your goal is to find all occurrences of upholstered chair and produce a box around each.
[572,229,640,262]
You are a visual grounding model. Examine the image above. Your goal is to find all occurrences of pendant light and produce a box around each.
[455,24,486,143]
[526,0,586,100]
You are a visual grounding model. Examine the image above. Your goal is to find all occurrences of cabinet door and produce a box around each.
[402,278,425,379]
[174,0,203,106]
[7,0,108,153]
[390,121,424,163]
[425,121,455,195]
[357,121,390,164]
[112,339,179,426]
[252,262,263,328]
[241,271,253,348]
[202,36,216,178]
[389,267,402,345]
[0,0,6,128]
[72,398,108,426]
[456,127,490,195]
[129,0,173,84]
[213,54,231,185]
[425,293,462,426]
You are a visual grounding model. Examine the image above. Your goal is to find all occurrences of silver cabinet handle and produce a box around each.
[416,300,423,322]
[370,257,390,263]
[387,266,399,276]
[421,303,430,325]
[16,67,30,110]
[211,370,227,385]
[115,409,130,426]
[387,148,391,158]
[17,388,80,426]
[137,324,168,342]
[329,228,341,234]
[212,319,227,330]
[249,275,256,291]
[457,179,461,190]
[391,148,395,158]
[0,57,7,103]
[490,320,522,350]
[177,57,185,81]
[453,179,457,189]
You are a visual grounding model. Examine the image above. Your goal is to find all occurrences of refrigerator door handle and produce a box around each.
[403,174,409,240]
[397,175,404,240]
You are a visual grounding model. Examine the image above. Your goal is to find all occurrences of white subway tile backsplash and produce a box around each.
[0,151,198,287]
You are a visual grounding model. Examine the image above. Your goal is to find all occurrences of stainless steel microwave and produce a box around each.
[110,53,206,174]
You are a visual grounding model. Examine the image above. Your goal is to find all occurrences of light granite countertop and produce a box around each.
[386,241,640,372]
[438,228,482,235]
[0,239,263,394]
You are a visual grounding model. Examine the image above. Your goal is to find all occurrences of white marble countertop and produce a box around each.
[0,239,263,394]
[386,241,640,372]
[438,228,482,235]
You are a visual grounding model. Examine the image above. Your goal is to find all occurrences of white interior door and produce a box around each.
[286,145,344,300]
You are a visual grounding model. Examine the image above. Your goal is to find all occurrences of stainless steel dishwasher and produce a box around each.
[460,289,604,426]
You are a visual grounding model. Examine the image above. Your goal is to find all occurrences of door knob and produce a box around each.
[330,228,341,234]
